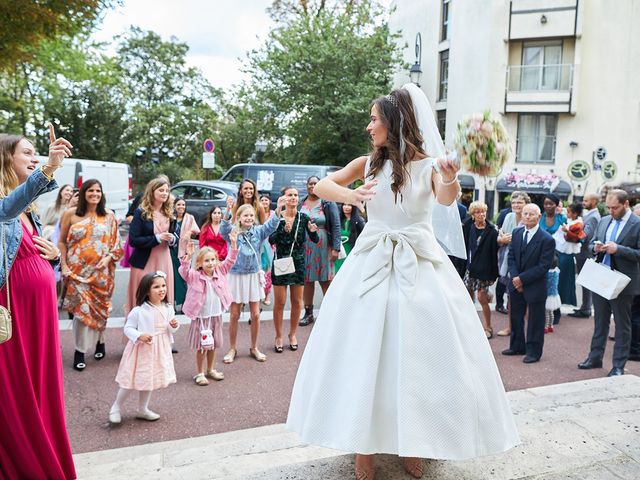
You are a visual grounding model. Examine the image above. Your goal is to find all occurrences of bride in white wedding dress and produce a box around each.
[286,84,519,479]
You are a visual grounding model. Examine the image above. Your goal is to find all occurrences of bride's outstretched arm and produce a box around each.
[432,157,461,206]
[314,156,377,212]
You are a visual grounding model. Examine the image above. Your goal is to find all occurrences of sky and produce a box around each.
[91,0,275,91]
[92,0,393,92]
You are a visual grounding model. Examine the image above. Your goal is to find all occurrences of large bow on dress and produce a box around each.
[350,223,444,298]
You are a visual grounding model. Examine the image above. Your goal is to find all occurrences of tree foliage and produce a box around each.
[224,0,403,166]
[0,27,223,186]
[0,0,119,71]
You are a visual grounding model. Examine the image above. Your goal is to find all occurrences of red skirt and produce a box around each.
[0,223,76,479]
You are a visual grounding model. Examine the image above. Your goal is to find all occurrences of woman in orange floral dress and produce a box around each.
[59,179,123,371]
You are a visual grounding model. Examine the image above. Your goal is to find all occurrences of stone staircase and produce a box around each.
[74,375,640,479]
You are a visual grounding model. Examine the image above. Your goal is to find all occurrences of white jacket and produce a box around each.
[124,302,179,344]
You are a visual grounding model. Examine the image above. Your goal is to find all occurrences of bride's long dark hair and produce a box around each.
[367,88,426,202]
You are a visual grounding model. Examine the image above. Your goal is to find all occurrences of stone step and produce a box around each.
[75,376,640,480]
[74,423,344,479]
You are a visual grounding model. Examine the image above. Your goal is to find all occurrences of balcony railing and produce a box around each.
[507,64,573,93]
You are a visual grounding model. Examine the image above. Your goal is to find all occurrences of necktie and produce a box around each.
[602,219,622,267]
[521,230,529,253]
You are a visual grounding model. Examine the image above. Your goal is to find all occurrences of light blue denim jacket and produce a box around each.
[0,168,58,289]
[220,213,280,274]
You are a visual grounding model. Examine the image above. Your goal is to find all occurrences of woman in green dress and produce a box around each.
[269,187,319,352]
[335,203,365,272]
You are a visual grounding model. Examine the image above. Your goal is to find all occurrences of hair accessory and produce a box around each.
[385,94,398,108]
[153,271,167,278]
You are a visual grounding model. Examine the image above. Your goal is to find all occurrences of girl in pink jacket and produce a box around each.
[179,229,238,386]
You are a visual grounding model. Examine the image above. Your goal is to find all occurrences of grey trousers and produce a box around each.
[589,293,633,368]
[575,257,592,313]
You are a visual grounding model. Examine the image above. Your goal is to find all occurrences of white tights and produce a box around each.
[110,388,153,414]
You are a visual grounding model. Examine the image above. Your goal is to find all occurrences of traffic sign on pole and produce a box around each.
[203,139,215,153]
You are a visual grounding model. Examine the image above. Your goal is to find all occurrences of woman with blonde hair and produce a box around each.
[496,191,531,336]
[462,201,503,339]
[41,183,73,239]
[0,128,77,479]
[220,199,284,363]
[126,176,177,315]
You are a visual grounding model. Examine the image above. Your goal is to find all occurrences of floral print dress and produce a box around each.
[301,200,334,282]
[63,213,123,330]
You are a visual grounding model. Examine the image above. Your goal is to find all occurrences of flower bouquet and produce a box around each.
[454,111,510,176]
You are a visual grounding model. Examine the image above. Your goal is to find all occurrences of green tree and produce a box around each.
[0,34,128,164]
[114,27,224,184]
[0,0,119,71]
[224,0,403,166]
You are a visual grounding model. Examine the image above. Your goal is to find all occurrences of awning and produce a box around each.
[459,174,475,189]
[496,178,572,196]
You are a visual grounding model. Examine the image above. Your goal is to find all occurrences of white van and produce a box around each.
[35,157,132,219]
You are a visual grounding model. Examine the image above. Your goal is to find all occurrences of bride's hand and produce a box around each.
[348,180,378,213]
[437,157,460,184]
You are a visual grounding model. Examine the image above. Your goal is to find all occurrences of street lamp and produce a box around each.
[255,139,267,163]
[409,33,422,86]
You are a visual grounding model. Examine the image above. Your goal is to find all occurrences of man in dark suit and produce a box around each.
[569,193,601,317]
[502,203,556,363]
[578,190,640,376]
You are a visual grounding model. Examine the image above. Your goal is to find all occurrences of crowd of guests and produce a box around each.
[45,174,367,392]
[454,189,640,375]
[2,125,636,479]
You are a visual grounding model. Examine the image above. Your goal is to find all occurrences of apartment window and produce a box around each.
[520,42,562,91]
[516,114,557,164]
[441,0,451,41]
[437,110,446,140]
[439,50,449,101]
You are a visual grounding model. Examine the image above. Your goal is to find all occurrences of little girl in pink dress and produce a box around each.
[109,271,179,424]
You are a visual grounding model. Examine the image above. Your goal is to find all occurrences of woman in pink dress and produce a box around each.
[0,129,76,479]
[126,177,177,315]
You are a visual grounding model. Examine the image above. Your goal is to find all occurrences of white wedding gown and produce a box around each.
[287,159,520,459]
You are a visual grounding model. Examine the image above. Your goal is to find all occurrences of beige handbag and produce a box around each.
[0,225,12,344]
[273,213,300,276]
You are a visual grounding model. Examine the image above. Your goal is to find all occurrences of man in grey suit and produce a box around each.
[569,193,601,318]
[578,190,640,376]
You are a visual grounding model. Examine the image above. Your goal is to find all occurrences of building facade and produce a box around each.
[389,0,640,213]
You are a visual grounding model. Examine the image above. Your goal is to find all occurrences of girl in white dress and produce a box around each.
[109,271,179,424]
[286,84,519,479]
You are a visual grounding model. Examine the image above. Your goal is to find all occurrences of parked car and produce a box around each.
[219,163,341,207]
[171,180,239,226]
[35,157,132,220]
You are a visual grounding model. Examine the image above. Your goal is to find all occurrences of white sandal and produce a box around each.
[207,369,225,381]
[223,348,237,364]
[193,373,209,386]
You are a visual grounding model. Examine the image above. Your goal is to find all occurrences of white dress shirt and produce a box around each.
[523,224,539,245]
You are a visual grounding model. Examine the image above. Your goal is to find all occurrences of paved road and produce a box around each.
[61,307,640,455]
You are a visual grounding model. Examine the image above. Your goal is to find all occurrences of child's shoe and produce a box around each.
[544,327,550,334]
[207,370,225,381]
[136,409,160,421]
[193,373,209,386]
[108,408,121,424]
[548,326,554,333]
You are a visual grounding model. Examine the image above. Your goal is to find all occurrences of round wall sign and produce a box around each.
[602,161,617,180]
[567,160,591,181]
